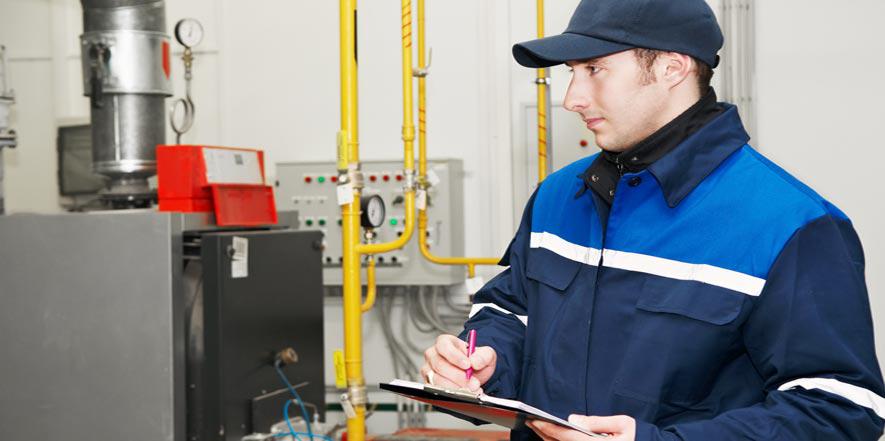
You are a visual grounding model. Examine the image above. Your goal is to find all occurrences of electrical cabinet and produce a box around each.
[275,159,466,286]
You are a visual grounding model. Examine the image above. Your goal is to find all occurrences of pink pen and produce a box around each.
[465,329,477,380]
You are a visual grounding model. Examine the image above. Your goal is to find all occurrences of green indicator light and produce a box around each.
[306,219,314,226]
[390,219,398,226]
[319,219,327,226]
[318,176,326,183]
[337,219,343,226]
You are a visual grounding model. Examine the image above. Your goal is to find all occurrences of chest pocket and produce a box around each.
[613,275,747,407]
[524,248,593,397]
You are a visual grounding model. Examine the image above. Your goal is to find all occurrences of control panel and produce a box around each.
[275,159,465,286]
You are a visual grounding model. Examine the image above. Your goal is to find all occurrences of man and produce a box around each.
[420,0,885,440]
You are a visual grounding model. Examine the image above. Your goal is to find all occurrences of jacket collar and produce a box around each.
[647,103,750,207]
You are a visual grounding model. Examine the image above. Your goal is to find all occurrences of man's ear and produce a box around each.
[659,52,694,89]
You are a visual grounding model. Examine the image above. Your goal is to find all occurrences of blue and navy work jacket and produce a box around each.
[461,105,885,440]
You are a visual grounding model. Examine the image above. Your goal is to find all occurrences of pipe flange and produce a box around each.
[534,77,551,85]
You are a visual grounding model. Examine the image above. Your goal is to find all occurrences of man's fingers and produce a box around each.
[469,346,496,370]
[436,335,470,369]
[425,371,462,390]
[528,420,592,441]
[425,351,470,387]
[568,414,631,434]
[526,421,556,441]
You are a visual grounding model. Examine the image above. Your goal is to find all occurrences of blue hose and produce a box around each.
[274,361,330,441]
[274,400,333,441]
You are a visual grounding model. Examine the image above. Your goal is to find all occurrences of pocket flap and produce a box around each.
[525,247,583,291]
[636,275,745,325]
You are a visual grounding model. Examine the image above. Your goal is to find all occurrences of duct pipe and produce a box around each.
[80,0,172,207]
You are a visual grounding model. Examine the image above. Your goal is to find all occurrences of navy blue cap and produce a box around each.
[513,0,723,68]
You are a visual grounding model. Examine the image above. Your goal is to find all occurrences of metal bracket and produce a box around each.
[348,383,368,407]
[0,129,16,149]
[402,169,417,192]
[343,165,365,190]
[412,48,432,78]
[534,77,551,85]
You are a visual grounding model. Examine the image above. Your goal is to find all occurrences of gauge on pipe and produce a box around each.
[360,195,386,229]
[174,18,204,48]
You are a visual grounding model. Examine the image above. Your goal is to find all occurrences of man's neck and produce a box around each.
[651,89,703,140]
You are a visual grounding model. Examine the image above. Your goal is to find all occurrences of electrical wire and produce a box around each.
[399,294,428,354]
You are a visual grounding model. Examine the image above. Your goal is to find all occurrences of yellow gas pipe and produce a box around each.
[536,0,549,182]
[360,257,376,313]
[338,1,366,440]
[338,1,418,440]
[415,0,500,275]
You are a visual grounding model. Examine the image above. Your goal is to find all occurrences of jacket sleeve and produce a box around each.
[637,214,885,440]
[455,190,537,399]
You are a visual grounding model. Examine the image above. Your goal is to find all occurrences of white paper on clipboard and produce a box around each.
[381,379,608,438]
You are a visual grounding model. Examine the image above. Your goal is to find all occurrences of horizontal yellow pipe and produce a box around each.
[418,211,499,267]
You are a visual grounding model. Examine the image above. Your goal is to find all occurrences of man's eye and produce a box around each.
[589,66,601,75]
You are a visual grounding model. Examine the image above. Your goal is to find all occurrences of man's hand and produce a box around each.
[420,334,496,392]
[528,415,636,441]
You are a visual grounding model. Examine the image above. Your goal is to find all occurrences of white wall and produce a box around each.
[754,0,885,369]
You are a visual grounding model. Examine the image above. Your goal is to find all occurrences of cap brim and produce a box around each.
[513,32,635,68]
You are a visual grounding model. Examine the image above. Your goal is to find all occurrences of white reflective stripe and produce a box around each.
[529,231,766,296]
[778,377,885,419]
[602,249,766,296]
[529,232,602,265]
[469,303,528,326]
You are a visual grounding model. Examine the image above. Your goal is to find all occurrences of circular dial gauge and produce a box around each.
[174,18,204,48]
[360,195,386,229]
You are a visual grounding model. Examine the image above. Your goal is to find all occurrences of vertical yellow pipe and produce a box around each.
[356,0,417,255]
[339,1,366,440]
[417,0,427,181]
[536,0,548,182]
[360,257,376,313]
[414,0,500,273]
[401,0,416,174]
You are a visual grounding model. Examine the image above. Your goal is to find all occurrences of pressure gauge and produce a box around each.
[174,18,204,48]
[360,195,386,229]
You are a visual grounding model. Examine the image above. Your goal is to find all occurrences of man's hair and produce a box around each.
[633,48,713,95]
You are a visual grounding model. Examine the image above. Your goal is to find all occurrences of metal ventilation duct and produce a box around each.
[80,0,172,207]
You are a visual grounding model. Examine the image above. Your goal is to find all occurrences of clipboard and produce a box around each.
[380,380,608,438]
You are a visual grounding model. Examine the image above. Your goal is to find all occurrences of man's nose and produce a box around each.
[564,82,588,113]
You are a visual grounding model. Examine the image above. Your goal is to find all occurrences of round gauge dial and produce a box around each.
[174,18,204,48]
[360,195,386,229]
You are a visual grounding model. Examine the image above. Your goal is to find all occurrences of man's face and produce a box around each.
[564,50,669,152]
